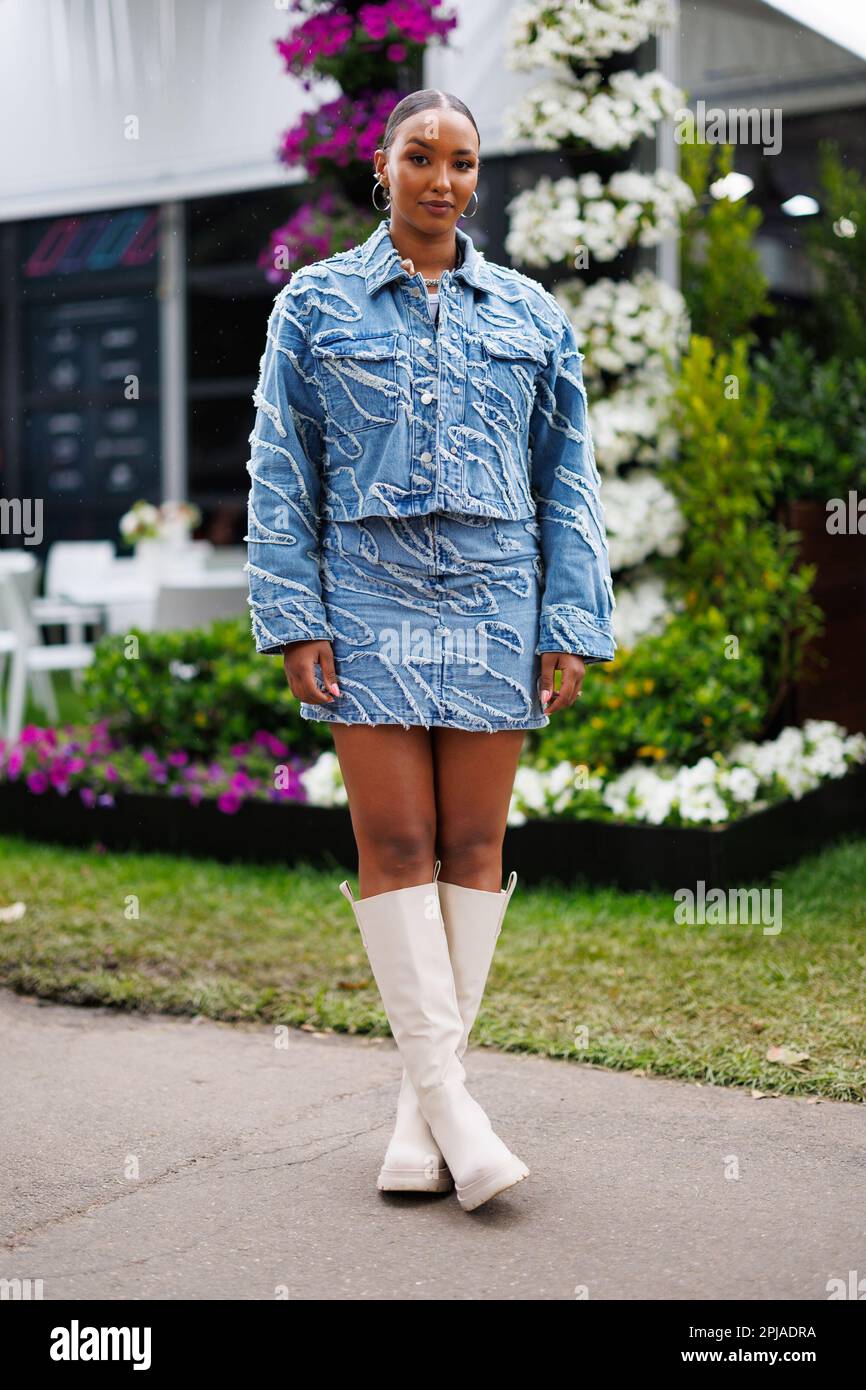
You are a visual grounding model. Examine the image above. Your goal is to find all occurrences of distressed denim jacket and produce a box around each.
[245,218,617,663]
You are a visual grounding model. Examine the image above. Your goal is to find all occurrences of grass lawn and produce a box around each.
[1,830,864,1102]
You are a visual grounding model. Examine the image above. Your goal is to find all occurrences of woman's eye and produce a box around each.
[409,154,475,170]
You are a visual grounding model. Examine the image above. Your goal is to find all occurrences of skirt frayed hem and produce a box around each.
[300,707,550,733]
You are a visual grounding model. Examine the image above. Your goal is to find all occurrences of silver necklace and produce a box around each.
[399,256,455,289]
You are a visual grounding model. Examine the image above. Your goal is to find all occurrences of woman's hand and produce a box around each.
[539,652,586,714]
[282,639,341,706]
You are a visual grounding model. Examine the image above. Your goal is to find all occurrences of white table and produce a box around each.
[58,560,248,634]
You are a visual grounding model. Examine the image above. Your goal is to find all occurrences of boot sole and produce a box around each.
[456,1157,530,1212]
[377,1167,454,1193]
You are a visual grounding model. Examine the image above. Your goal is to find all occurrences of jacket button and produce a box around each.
[421,391,434,404]
[419,337,433,347]
[420,451,433,463]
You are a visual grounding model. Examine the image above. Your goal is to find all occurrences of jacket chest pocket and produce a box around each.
[310,332,400,435]
[477,331,547,422]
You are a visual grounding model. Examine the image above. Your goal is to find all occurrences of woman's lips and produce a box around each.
[423,201,453,213]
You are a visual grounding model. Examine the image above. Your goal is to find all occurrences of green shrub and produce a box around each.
[805,141,866,360]
[679,142,772,347]
[533,606,767,772]
[535,333,823,772]
[753,331,866,498]
[81,616,331,757]
[659,335,822,714]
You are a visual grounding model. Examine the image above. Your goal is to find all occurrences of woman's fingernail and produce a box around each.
[541,689,550,705]
[329,682,341,696]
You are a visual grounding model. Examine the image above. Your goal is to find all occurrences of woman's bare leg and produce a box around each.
[431,729,526,891]
[329,725,437,898]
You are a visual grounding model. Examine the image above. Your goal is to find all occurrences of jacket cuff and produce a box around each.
[249,602,334,655]
[536,603,617,663]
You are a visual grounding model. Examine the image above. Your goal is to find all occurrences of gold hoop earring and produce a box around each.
[372,178,391,211]
[459,189,479,218]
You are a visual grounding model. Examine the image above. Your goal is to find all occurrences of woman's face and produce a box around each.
[375,107,480,235]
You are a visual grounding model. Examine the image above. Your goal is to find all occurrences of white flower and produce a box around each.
[601,469,685,570]
[300,751,347,807]
[602,765,677,824]
[589,369,679,472]
[556,271,690,385]
[505,171,694,267]
[719,766,760,804]
[611,575,674,648]
[512,764,549,812]
[677,785,729,823]
[505,0,674,70]
[119,500,160,540]
[168,660,199,682]
[511,720,864,827]
[504,70,685,153]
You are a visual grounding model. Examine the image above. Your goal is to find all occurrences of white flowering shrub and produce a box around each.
[508,722,866,827]
[555,271,689,383]
[505,0,673,70]
[300,723,866,826]
[610,574,676,649]
[299,750,347,806]
[504,70,684,152]
[602,469,685,568]
[506,170,694,266]
[588,368,680,471]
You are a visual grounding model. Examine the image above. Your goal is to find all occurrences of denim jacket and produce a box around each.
[245,217,617,664]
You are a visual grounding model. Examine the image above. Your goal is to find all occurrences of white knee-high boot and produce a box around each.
[339,868,529,1212]
[376,862,520,1194]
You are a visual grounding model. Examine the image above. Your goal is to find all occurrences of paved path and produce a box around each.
[1,988,861,1300]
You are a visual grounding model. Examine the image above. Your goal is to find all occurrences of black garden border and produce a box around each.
[1,765,864,892]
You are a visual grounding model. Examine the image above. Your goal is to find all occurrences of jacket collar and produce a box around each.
[361,217,495,296]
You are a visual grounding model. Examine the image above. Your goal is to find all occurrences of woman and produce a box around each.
[246,89,616,1212]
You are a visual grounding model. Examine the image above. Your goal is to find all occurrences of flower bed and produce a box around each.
[510,721,866,826]
[3,720,862,825]
[1,721,864,892]
[0,722,313,815]
[0,745,862,895]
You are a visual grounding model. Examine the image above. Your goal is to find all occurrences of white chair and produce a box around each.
[205,545,246,572]
[31,541,114,642]
[0,629,17,740]
[0,551,58,717]
[152,581,248,632]
[0,566,94,743]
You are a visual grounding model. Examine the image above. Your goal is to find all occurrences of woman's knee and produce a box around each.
[356,823,437,878]
[435,830,503,883]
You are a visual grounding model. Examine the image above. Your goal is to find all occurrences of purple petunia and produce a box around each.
[2,721,315,814]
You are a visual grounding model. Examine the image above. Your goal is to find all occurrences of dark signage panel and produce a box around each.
[23,297,159,505]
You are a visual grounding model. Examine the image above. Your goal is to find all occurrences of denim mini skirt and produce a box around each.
[299,512,551,733]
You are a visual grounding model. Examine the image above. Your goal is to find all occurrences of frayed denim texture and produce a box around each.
[245,218,616,666]
[300,513,551,733]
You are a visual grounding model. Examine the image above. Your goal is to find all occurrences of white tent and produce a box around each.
[1,0,865,221]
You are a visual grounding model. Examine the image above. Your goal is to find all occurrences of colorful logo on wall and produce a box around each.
[23,208,159,277]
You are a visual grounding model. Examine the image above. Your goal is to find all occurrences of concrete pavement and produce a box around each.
[1,988,862,1300]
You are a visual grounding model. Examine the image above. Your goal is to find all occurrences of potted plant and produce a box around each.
[118,500,202,576]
